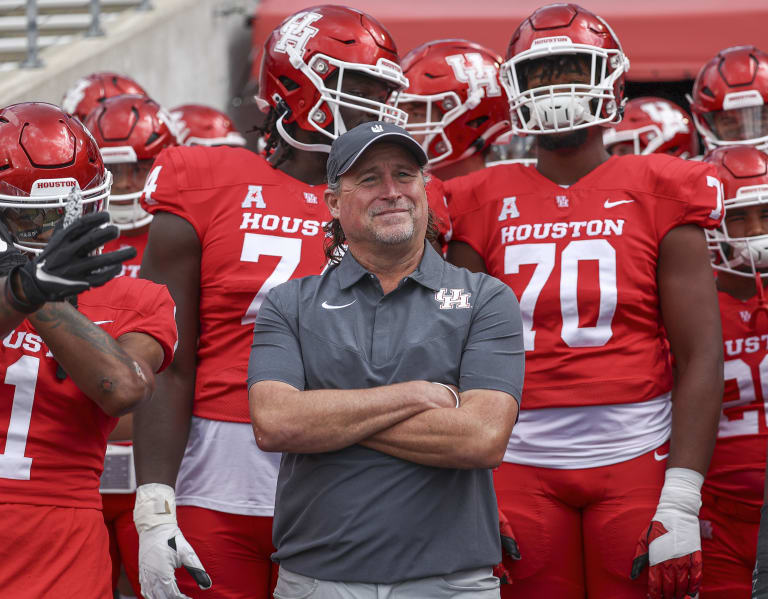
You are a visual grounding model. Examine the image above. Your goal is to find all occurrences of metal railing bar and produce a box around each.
[19,0,43,68]
[85,0,104,36]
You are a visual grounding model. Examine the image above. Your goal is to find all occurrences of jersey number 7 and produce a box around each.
[240,233,302,325]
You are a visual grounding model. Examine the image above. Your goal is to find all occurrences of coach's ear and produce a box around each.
[324,187,341,220]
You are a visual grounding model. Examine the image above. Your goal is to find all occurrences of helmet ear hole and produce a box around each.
[278,76,300,91]
[467,116,489,129]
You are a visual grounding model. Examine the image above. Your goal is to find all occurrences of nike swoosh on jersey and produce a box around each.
[321,300,357,310]
[93,320,114,325]
[653,451,669,461]
[604,199,635,209]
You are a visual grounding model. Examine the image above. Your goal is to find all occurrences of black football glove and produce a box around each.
[0,219,29,277]
[7,212,135,311]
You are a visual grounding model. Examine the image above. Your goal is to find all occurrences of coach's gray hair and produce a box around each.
[323,169,439,264]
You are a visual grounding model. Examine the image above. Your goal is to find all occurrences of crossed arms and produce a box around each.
[249,379,518,469]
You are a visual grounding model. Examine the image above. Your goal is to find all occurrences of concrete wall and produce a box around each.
[0,0,258,113]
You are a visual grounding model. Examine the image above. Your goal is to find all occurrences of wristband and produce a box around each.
[4,269,41,314]
[432,382,460,408]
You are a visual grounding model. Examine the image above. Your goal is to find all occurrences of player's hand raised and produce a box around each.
[0,219,28,277]
[134,484,212,599]
[6,212,135,311]
[631,468,703,599]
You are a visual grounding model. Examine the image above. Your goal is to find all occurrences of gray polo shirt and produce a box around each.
[247,243,524,583]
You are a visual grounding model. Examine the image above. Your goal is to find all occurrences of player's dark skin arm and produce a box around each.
[134,212,201,487]
[0,276,28,337]
[29,303,163,417]
[658,224,724,475]
[447,241,488,273]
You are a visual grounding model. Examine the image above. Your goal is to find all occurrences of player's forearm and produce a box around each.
[133,365,194,487]
[0,275,32,337]
[668,351,723,475]
[30,302,153,417]
[250,380,452,453]
[360,392,517,469]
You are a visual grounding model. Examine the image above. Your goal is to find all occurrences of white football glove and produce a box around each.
[134,483,212,599]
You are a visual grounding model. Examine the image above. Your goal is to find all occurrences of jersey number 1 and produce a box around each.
[0,355,40,480]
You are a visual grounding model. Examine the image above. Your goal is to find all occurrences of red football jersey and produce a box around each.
[103,229,148,279]
[447,154,723,409]
[705,291,768,508]
[140,146,330,422]
[0,277,176,509]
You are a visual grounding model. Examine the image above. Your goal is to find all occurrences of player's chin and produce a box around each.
[538,128,589,151]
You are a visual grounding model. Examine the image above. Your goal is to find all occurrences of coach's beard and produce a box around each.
[538,128,589,151]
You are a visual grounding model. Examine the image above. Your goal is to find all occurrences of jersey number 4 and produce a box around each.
[505,239,617,351]
[0,356,39,480]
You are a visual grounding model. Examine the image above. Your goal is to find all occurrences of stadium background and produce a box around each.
[0,0,766,147]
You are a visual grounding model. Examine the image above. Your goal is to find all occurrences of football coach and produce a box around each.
[247,121,524,598]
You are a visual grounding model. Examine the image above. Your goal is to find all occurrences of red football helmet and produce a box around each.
[257,5,408,153]
[603,97,699,158]
[170,104,246,147]
[690,46,768,152]
[84,95,178,230]
[0,103,110,253]
[396,39,511,167]
[61,71,148,122]
[704,145,768,279]
[501,3,629,134]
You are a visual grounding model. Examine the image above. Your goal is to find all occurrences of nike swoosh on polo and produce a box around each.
[653,451,669,461]
[93,320,114,325]
[321,300,357,310]
[604,199,635,209]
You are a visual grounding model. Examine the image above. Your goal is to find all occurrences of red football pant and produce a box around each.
[0,503,112,598]
[176,506,277,599]
[102,491,142,597]
[494,443,668,599]
[699,491,758,599]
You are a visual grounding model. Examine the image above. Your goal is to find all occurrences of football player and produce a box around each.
[84,93,180,598]
[130,6,416,599]
[446,4,724,599]
[603,97,699,158]
[397,39,511,181]
[0,102,177,597]
[700,145,768,598]
[689,46,768,153]
[170,104,247,147]
[62,71,148,123]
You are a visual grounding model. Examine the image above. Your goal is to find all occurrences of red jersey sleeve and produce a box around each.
[80,278,177,372]
[653,158,724,242]
[446,166,508,258]
[140,146,217,240]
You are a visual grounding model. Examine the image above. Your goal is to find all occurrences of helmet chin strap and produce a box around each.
[749,245,768,327]
[275,113,332,154]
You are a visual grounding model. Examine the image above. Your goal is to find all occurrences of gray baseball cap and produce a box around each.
[326,121,428,186]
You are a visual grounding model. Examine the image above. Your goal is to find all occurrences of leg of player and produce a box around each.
[584,444,668,598]
[700,493,755,598]
[176,507,277,599]
[493,463,585,598]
